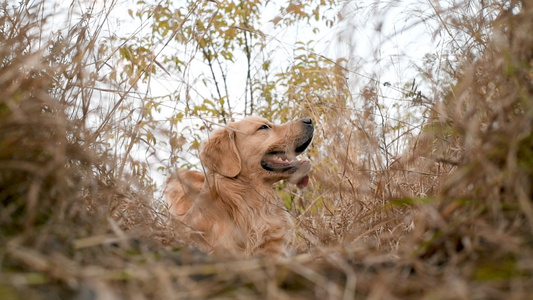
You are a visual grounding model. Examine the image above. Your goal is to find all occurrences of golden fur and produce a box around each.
[164,116,314,257]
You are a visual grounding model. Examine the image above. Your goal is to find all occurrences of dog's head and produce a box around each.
[200,116,314,188]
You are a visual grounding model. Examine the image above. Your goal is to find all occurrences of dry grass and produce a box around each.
[1,0,533,299]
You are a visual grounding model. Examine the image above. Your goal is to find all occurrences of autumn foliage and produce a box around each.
[1,0,532,298]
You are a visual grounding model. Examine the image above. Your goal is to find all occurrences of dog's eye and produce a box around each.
[257,124,270,131]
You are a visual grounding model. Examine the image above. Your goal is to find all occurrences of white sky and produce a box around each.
[41,0,441,191]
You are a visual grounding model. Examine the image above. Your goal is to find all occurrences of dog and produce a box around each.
[164,116,314,258]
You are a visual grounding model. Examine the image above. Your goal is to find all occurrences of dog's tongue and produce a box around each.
[296,174,309,189]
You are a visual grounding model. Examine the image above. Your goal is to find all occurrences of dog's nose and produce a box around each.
[301,117,313,126]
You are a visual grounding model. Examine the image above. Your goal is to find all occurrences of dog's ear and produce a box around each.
[200,127,241,178]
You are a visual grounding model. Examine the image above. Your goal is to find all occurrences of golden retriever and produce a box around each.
[164,116,314,258]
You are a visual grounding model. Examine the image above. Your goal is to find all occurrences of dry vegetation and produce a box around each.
[1,0,533,299]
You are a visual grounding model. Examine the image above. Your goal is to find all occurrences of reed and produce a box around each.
[1,0,532,299]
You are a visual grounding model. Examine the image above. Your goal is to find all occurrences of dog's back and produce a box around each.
[164,169,204,219]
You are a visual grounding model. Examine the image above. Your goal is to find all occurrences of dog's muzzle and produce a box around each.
[260,118,314,188]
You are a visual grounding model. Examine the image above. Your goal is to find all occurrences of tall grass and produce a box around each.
[1,0,532,299]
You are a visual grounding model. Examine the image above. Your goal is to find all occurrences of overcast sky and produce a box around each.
[42,0,440,190]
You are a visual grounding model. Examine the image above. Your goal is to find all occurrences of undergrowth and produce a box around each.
[1,0,532,299]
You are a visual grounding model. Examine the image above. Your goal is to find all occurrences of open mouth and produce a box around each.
[260,136,313,188]
[260,152,309,172]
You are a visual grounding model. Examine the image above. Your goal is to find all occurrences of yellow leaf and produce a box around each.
[271,16,282,25]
